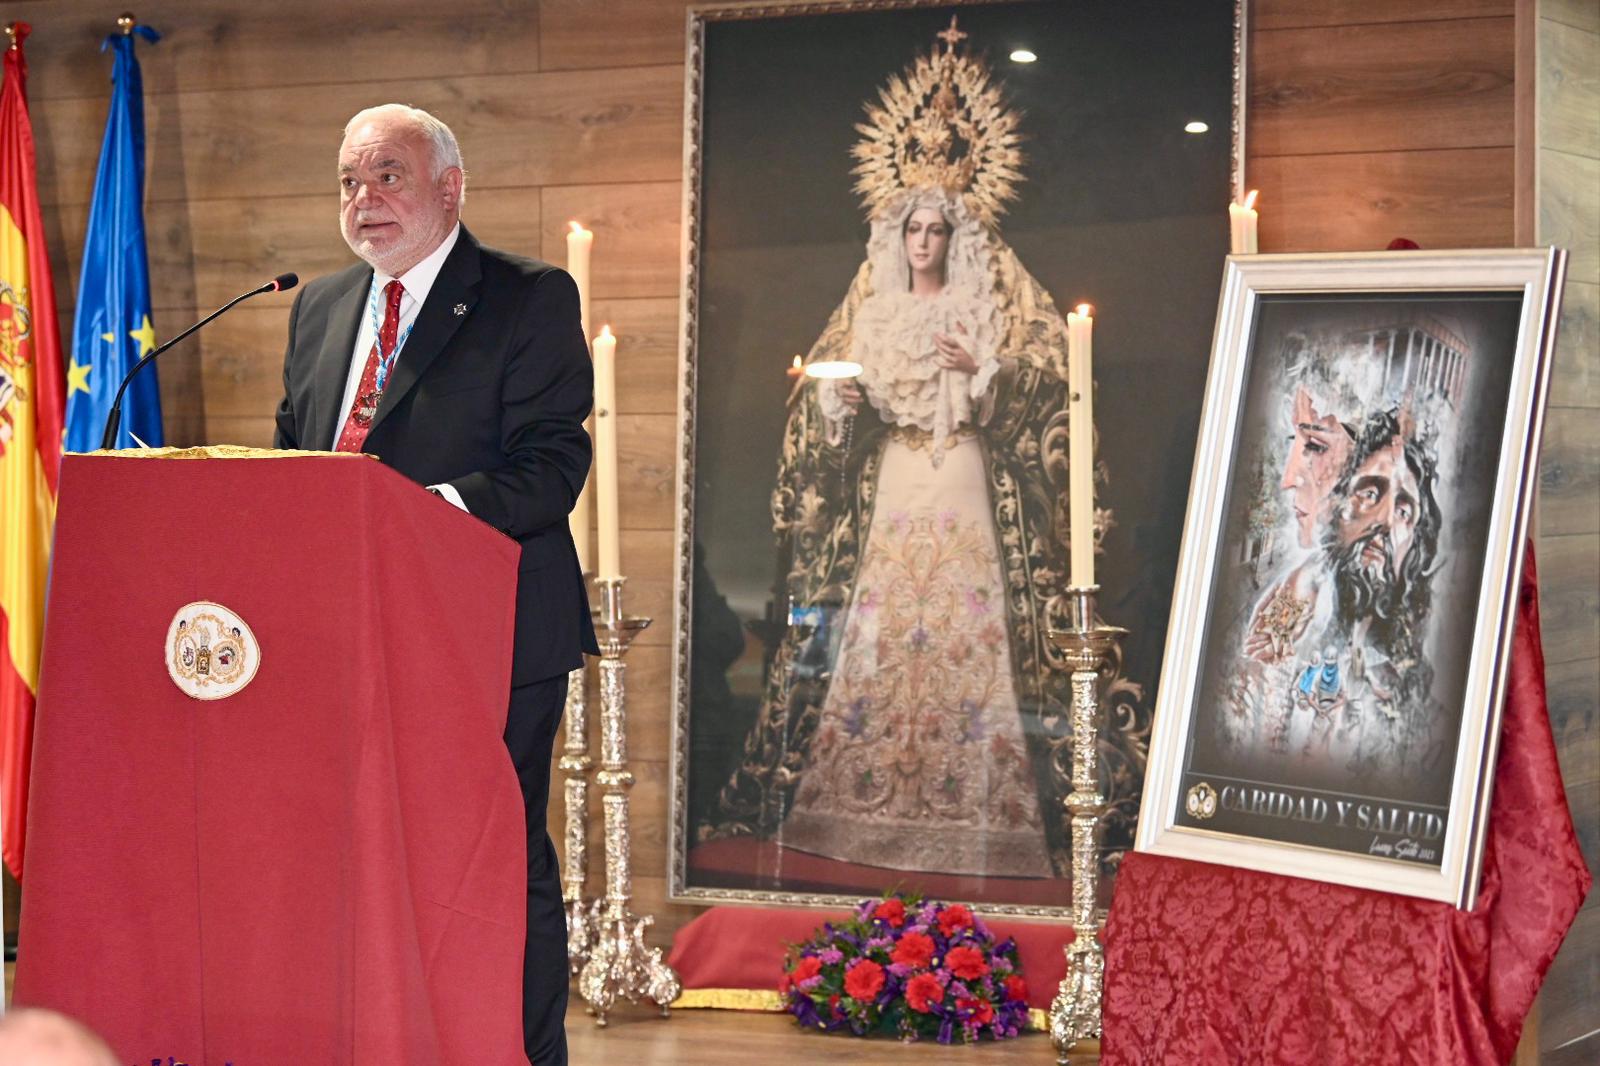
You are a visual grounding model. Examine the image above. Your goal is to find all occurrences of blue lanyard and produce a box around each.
[368,280,416,393]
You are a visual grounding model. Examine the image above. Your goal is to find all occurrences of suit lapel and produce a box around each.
[311,274,369,450]
[369,227,483,436]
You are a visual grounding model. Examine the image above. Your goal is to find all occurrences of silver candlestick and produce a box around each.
[1046,586,1126,1061]
[576,576,681,1026]
[561,573,597,973]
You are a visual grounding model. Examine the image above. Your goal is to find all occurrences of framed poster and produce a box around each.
[672,0,1244,915]
[1137,250,1566,907]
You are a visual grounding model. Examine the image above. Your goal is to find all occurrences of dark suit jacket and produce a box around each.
[274,225,600,684]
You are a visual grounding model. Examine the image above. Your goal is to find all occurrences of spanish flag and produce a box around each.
[1,22,67,880]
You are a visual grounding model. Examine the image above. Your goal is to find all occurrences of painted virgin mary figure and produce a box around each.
[704,22,1141,880]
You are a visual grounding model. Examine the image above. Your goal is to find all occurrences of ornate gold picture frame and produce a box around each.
[672,0,1245,915]
[1137,249,1566,907]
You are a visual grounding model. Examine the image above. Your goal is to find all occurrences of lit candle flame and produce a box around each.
[1242,189,1258,210]
[570,220,590,235]
[598,324,613,340]
[1074,303,1093,317]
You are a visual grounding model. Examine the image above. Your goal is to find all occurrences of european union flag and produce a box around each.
[64,26,162,452]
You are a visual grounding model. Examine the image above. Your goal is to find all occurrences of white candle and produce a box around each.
[1229,190,1259,255]
[566,222,593,339]
[567,222,595,572]
[593,325,621,581]
[1067,304,1095,588]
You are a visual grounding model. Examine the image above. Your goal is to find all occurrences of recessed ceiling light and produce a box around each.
[1010,49,1037,64]
[1185,120,1210,134]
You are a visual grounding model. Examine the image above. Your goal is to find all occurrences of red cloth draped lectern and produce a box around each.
[1102,553,1591,1065]
[14,452,530,1065]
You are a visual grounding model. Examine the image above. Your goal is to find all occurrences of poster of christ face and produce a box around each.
[1138,251,1565,906]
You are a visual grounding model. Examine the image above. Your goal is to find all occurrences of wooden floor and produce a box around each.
[567,1002,1098,1064]
[5,964,1099,1063]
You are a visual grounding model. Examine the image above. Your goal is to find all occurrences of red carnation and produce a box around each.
[891,930,935,969]
[945,945,989,981]
[905,972,946,1013]
[937,903,974,937]
[957,996,995,1025]
[844,958,885,1002]
[873,898,907,927]
[790,956,822,984]
[1003,974,1028,1002]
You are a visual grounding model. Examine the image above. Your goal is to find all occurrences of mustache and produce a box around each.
[1351,529,1393,569]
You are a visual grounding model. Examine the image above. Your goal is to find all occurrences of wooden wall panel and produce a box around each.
[539,183,681,299]
[1534,6,1600,1061]
[592,297,682,415]
[1539,534,1600,665]
[1546,655,1600,874]
[540,0,692,70]
[1542,0,1600,33]
[1538,13,1600,157]
[14,0,544,100]
[1252,148,1515,250]
[33,66,684,209]
[1540,407,1600,537]
[1549,280,1597,408]
[1254,0,1513,30]
[1251,17,1514,156]
[1540,149,1600,280]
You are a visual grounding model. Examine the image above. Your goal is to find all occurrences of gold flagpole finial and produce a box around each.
[117,12,137,36]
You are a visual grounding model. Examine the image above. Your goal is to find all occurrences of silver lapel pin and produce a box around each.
[453,303,467,316]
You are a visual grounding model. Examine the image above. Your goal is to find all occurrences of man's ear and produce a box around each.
[440,167,464,211]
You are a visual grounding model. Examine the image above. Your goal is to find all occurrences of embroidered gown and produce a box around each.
[708,191,1092,877]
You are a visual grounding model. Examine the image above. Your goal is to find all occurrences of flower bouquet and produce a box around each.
[779,894,1030,1043]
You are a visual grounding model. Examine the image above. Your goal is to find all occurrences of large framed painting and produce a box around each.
[1137,250,1566,907]
[671,0,1244,915]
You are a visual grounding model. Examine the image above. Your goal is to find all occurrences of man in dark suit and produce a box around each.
[274,103,596,1066]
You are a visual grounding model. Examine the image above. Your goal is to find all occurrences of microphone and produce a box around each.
[99,273,300,451]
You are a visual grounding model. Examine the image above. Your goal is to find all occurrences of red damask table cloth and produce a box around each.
[1102,553,1591,1064]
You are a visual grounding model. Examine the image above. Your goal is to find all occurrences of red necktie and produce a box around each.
[334,279,404,453]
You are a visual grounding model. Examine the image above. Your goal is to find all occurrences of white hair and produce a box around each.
[343,103,468,205]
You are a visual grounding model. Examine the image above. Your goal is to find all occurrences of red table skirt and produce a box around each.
[1101,552,1591,1065]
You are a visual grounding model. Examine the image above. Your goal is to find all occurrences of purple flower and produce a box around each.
[792,995,821,1028]
[798,973,824,992]
[957,698,986,744]
[818,948,844,965]
[865,936,892,950]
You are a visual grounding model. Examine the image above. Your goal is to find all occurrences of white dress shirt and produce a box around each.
[335,223,468,510]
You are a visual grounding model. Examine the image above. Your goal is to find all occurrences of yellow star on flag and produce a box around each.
[66,358,93,397]
[129,314,157,358]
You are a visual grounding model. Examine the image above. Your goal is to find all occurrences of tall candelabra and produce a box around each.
[561,587,598,973]
[1046,586,1127,1061]
[575,576,681,1026]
